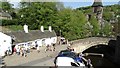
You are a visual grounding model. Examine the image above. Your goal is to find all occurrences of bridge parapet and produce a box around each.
[71,39,109,53]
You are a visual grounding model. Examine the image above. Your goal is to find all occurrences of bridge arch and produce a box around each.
[71,41,108,53]
[81,44,108,53]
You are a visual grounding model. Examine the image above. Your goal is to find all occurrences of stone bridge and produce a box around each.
[70,37,110,53]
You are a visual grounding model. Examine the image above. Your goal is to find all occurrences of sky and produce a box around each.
[6,0,120,9]
[64,2,119,9]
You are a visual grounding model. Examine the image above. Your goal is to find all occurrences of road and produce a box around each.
[3,45,68,66]
[18,52,56,66]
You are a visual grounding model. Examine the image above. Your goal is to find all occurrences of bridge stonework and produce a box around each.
[70,37,109,53]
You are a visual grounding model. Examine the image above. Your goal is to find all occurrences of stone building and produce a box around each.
[0,8,12,20]
[92,0,104,29]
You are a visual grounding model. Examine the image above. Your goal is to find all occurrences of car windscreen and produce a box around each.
[58,52,77,59]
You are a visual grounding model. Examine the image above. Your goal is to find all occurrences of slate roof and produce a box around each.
[0,8,12,19]
[0,12,11,17]
[5,30,56,44]
[92,1,103,7]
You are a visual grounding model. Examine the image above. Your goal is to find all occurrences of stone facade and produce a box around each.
[92,0,104,29]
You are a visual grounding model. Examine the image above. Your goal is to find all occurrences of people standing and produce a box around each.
[45,44,49,51]
[24,47,27,57]
[45,44,50,51]
[35,41,38,48]
[52,44,56,51]
[87,59,92,68]
[16,46,20,55]
[25,44,28,53]
[13,47,16,54]
[8,47,12,56]
[22,47,27,57]
[20,47,24,56]
[36,46,40,53]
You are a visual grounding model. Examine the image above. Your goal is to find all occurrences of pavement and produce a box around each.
[3,45,68,66]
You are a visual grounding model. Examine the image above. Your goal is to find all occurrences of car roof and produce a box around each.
[58,50,77,59]
[59,50,71,53]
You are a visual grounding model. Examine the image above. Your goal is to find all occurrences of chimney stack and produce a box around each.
[41,26,44,32]
[24,24,28,33]
[49,26,52,32]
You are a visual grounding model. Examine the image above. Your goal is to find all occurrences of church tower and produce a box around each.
[92,0,103,29]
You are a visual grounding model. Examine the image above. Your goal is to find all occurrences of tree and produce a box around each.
[54,8,87,40]
[103,11,113,22]
[89,15,100,36]
[0,2,13,13]
[0,2,18,19]
[18,2,58,30]
[102,23,112,36]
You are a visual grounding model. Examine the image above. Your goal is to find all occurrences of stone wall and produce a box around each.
[114,35,120,64]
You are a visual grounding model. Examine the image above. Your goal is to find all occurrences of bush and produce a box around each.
[0,19,18,26]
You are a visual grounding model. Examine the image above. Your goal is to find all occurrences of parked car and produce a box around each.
[54,50,85,67]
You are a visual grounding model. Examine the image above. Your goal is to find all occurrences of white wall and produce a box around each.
[0,32,12,56]
[44,37,57,46]
[35,39,42,47]
[45,38,52,46]
[51,37,57,44]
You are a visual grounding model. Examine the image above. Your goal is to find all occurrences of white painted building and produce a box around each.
[0,32,12,56]
[4,26,57,51]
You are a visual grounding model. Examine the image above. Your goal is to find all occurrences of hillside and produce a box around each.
[77,4,119,22]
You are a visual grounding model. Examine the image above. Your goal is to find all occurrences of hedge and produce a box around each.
[0,19,18,26]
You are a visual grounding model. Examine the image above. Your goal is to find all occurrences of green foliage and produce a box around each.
[117,4,120,34]
[118,17,120,33]
[0,2,13,12]
[102,23,112,36]
[0,2,17,19]
[1,19,18,26]
[3,2,119,41]
[103,11,113,21]
[18,2,58,30]
[77,6,92,14]
[103,5,119,21]
[4,25,23,31]
[54,9,87,40]
[89,15,100,36]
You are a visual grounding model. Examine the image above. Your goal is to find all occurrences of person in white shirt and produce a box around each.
[37,46,40,53]
[16,47,20,55]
